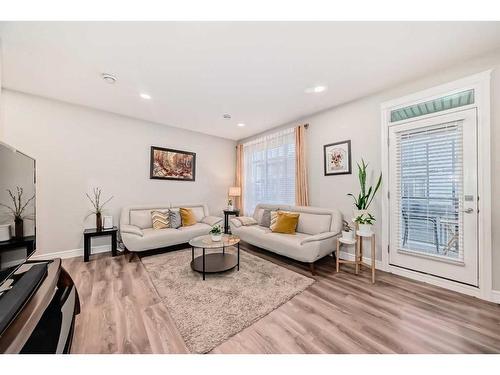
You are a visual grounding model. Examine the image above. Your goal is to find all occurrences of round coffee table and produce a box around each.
[189,234,240,280]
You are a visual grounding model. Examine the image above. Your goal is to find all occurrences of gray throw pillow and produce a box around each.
[169,209,182,229]
[260,209,272,227]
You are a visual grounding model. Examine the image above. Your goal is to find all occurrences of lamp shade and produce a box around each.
[228,187,241,197]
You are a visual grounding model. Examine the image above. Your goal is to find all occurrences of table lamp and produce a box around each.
[228,187,241,210]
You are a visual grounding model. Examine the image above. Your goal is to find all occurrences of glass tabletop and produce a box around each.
[189,234,240,249]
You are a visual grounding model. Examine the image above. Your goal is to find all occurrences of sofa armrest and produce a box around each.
[300,231,338,245]
[121,224,144,237]
[230,218,242,228]
[202,216,223,226]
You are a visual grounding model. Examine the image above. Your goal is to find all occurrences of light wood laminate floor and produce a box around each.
[63,244,500,354]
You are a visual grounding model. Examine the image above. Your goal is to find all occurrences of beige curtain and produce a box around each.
[295,124,309,206]
[235,144,244,212]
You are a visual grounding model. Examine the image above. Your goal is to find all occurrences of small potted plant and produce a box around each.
[85,187,113,231]
[354,213,375,235]
[227,198,234,211]
[0,187,35,239]
[209,224,223,242]
[341,220,355,240]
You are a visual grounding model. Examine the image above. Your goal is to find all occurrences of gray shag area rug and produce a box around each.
[141,248,314,353]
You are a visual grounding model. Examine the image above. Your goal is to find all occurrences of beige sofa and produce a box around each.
[120,203,222,252]
[229,204,342,274]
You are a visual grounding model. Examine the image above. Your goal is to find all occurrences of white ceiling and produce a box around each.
[1,22,500,140]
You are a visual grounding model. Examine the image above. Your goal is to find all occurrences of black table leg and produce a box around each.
[237,242,240,271]
[84,236,90,262]
[111,231,117,257]
[202,248,205,280]
[191,246,194,261]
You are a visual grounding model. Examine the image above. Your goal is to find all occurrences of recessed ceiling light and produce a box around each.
[139,93,152,100]
[305,85,327,94]
[237,123,245,127]
[101,73,117,84]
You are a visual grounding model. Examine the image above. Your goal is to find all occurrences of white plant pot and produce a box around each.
[0,224,11,242]
[358,224,373,235]
[342,230,355,241]
[211,233,222,242]
[227,205,234,211]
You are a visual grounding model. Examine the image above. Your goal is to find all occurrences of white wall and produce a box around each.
[241,50,500,290]
[0,90,236,255]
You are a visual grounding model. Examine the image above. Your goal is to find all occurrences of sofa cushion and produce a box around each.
[178,222,211,237]
[296,212,332,235]
[152,210,170,229]
[130,209,155,229]
[141,228,193,246]
[271,211,300,234]
[259,209,272,227]
[236,216,258,226]
[180,207,197,227]
[169,209,182,229]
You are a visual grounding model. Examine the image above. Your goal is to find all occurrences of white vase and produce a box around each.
[0,224,11,242]
[227,204,234,211]
[211,233,222,242]
[358,224,373,235]
[342,230,355,241]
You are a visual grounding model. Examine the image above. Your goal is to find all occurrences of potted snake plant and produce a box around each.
[347,159,382,223]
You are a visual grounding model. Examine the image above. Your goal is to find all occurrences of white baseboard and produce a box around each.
[490,290,500,304]
[30,245,114,260]
[339,251,384,270]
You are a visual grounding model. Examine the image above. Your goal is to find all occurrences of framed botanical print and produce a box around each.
[323,140,352,176]
[150,146,196,181]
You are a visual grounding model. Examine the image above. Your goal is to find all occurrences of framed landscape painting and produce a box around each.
[323,140,351,176]
[150,146,196,181]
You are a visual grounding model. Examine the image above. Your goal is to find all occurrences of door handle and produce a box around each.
[462,208,474,214]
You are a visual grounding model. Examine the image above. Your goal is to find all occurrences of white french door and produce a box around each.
[388,108,478,286]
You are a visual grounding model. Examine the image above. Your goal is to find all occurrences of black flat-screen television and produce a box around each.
[0,141,36,286]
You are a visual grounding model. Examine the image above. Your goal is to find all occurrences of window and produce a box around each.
[395,120,463,260]
[390,89,474,122]
[243,128,295,215]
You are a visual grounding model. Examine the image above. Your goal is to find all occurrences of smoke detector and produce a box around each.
[101,73,117,84]
[223,114,231,119]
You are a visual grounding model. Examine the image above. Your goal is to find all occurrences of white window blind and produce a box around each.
[395,120,464,261]
[243,128,295,216]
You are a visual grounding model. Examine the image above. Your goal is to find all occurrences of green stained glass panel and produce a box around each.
[390,89,474,122]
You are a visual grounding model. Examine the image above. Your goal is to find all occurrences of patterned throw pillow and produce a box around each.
[269,210,278,230]
[260,209,272,227]
[169,209,182,229]
[151,210,170,230]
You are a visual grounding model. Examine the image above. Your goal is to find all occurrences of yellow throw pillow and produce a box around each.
[270,211,300,234]
[180,207,197,227]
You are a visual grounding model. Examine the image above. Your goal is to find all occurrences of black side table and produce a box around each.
[83,227,118,262]
[223,209,240,234]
